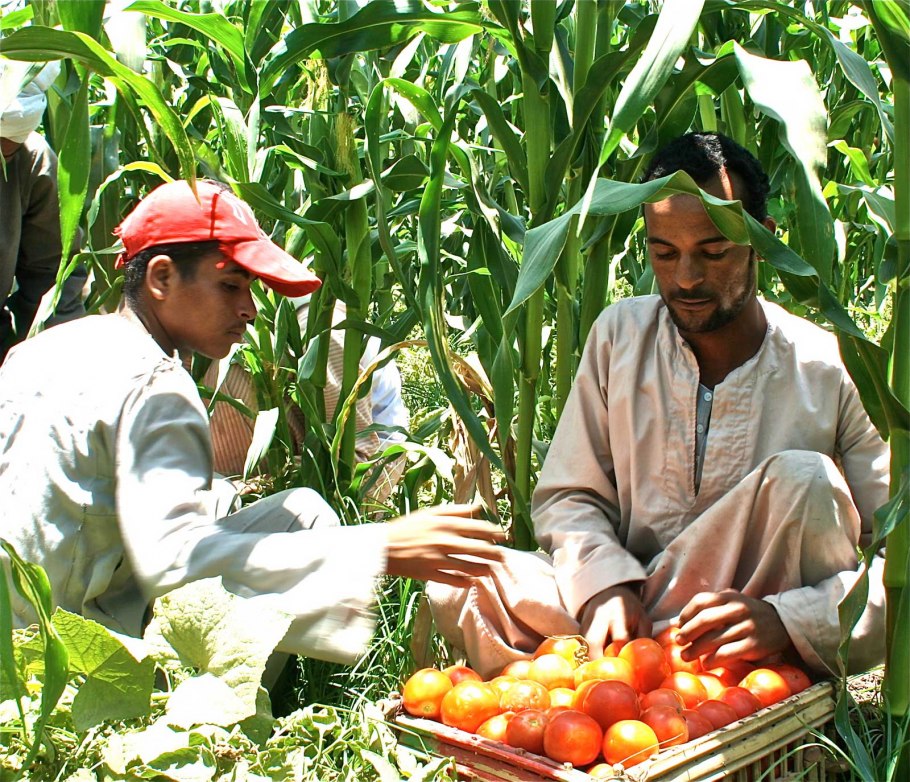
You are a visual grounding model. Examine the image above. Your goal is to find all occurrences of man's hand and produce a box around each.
[384,504,507,588]
[580,584,651,659]
[674,589,792,668]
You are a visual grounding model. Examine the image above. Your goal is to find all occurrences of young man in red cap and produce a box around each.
[0,180,505,664]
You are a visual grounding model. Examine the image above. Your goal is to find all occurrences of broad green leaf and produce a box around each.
[262,1,493,93]
[57,0,104,37]
[734,43,835,282]
[210,96,249,182]
[600,0,705,164]
[0,26,195,183]
[165,673,252,729]
[143,579,292,726]
[103,721,194,774]
[52,609,154,730]
[244,407,279,479]
[57,72,90,267]
[471,88,529,195]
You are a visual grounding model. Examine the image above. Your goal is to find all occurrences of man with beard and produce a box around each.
[429,132,888,678]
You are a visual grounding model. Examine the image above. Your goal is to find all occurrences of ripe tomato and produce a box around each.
[546,705,572,720]
[639,687,685,713]
[653,626,681,647]
[604,639,627,657]
[476,711,514,742]
[549,687,576,708]
[769,664,812,695]
[505,708,549,755]
[682,708,715,741]
[697,672,726,700]
[443,664,483,685]
[739,668,792,708]
[619,638,672,693]
[534,635,588,668]
[580,679,641,731]
[718,685,762,718]
[487,675,518,700]
[500,679,551,712]
[602,719,660,768]
[440,680,501,733]
[708,660,756,687]
[543,710,604,767]
[661,671,709,708]
[641,704,689,748]
[664,641,703,674]
[528,653,576,690]
[574,655,635,688]
[500,658,533,679]
[695,699,739,730]
[573,678,602,709]
[402,668,453,719]
[586,763,615,778]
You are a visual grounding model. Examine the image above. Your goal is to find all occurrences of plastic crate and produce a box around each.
[394,680,837,781]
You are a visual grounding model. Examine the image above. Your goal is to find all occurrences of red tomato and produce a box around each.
[619,638,672,693]
[443,664,482,685]
[602,719,660,768]
[708,660,756,687]
[695,699,740,730]
[661,671,709,708]
[697,672,726,700]
[769,663,812,695]
[641,704,689,748]
[682,708,715,741]
[639,687,685,713]
[476,711,514,742]
[580,679,641,731]
[738,668,792,708]
[543,710,604,767]
[505,708,549,755]
[440,680,501,733]
[718,686,763,718]
[402,668,453,719]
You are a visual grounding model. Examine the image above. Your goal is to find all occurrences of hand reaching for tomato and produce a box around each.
[674,589,793,668]
[384,504,507,588]
[579,583,651,659]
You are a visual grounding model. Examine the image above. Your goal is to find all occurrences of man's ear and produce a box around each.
[145,255,175,301]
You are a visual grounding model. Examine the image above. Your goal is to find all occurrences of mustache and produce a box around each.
[674,291,713,301]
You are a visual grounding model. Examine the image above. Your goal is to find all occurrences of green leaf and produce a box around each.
[143,579,292,727]
[57,71,90,266]
[52,609,155,730]
[471,88,529,195]
[57,0,104,37]
[600,0,706,163]
[734,42,835,282]
[244,407,279,479]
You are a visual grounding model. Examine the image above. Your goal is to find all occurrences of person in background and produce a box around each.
[0,179,505,666]
[0,60,87,363]
[429,132,888,679]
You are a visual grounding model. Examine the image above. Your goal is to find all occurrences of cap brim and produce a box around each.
[227,238,322,297]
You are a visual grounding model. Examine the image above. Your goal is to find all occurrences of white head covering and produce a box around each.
[0,60,61,143]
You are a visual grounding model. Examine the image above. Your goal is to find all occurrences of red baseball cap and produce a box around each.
[114,180,321,297]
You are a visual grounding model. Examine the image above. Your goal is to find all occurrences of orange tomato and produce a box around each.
[440,680,501,733]
[586,763,615,778]
[543,710,604,767]
[708,660,756,687]
[694,699,739,730]
[619,638,672,693]
[602,719,660,768]
[505,708,549,755]
[402,668,453,719]
[528,653,576,690]
[499,679,551,712]
[604,639,627,657]
[641,704,689,748]
[534,635,588,668]
[661,671,709,708]
[546,705,573,720]
[500,659,533,679]
[487,675,518,700]
[681,708,715,741]
[696,672,726,700]
[653,626,681,647]
[738,668,792,708]
[574,655,635,688]
[639,687,685,712]
[443,664,483,685]
[549,687,576,708]
[476,711,514,742]
[573,678,602,709]
[580,679,641,731]
[769,664,812,695]
[718,686,762,718]
[664,641,703,674]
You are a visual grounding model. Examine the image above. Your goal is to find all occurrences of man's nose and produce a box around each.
[239,288,256,322]
[675,252,706,290]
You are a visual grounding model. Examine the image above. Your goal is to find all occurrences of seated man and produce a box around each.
[430,132,888,677]
[1,60,87,363]
[0,179,505,665]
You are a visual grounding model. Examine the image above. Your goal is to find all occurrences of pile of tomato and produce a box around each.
[400,631,812,775]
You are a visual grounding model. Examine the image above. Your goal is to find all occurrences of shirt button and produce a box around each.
[704,392,713,401]
[696,424,705,433]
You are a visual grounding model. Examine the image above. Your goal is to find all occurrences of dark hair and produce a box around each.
[642,132,770,220]
[122,241,220,306]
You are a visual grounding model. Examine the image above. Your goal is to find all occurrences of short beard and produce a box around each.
[665,252,757,334]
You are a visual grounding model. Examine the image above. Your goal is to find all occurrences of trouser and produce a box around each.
[428,451,885,678]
